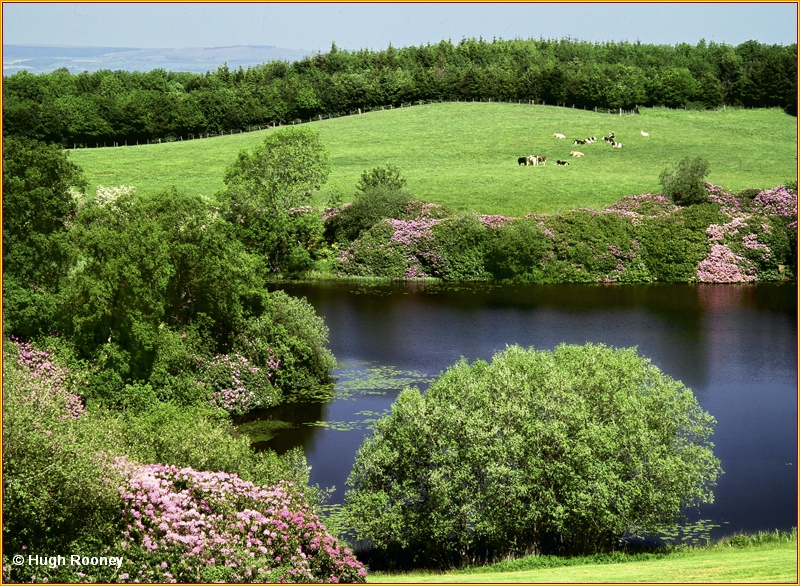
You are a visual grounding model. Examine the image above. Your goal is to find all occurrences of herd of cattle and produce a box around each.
[518,130,649,167]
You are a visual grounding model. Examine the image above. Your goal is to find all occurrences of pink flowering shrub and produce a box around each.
[478,215,515,229]
[705,183,744,215]
[336,205,447,279]
[116,460,366,583]
[603,193,678,223]
[8,338,85,419]
[697,244,757,283]
[753,185,797,218]
[199,352,280,415]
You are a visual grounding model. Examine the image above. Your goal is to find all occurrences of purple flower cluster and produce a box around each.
[201,352,279,415]
[706,217,749,242]
[603,193,677,224]
[753,185,797,218]
[479,215,515,228]
[389,218,441,246]
[697,244,757,283]
[10,339,85,419]
[705,183,743,215]
[115,458,366,583]
[322,203,352,223]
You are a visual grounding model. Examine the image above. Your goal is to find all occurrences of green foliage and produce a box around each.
[3,339,319,582]
[356,164,408,194]
[62,187,266,392]
[221,126,330,271]
[485,219,552,282]
[343,344,721,568]
[2,136,86,336]
[660,156,712,206]
[430,213,491,281]
[334,221,411,279]
[329,166,413,244]
[639,204,728,282]
[2,342,126,557]
[238,290,337,394]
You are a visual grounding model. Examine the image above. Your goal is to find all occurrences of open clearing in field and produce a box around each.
[69,103,797,216]
[369,541,798,583]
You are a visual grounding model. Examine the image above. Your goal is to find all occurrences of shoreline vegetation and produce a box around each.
[369,529,798,583]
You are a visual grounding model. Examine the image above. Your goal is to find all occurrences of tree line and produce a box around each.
[3,37,796,146]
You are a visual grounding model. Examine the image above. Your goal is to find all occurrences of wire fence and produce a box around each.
[65,99,652,149]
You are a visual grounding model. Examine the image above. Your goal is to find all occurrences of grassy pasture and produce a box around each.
[69,103,797,216]
[369,540,798,583]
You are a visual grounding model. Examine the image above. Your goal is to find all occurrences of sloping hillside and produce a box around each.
[68,103,797,216]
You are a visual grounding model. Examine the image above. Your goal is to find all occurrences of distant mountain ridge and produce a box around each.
[3,44,313,75]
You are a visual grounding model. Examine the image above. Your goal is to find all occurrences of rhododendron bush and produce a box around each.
[116,462,366,583]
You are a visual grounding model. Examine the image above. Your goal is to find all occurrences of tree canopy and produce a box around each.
[343,343,722,568]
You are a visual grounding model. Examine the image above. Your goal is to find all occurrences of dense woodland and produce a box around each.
[3,37,797,146]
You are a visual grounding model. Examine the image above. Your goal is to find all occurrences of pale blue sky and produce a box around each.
[3,2,797,51]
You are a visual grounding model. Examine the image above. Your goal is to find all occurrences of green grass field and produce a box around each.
[68,103,797,216]
[369,541,798,583]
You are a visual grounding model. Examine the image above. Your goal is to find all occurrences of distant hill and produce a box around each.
[2,44,313,75]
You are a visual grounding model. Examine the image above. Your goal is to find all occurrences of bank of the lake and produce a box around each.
[368,537,797,582]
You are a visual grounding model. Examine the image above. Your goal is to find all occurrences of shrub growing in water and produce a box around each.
[659,156,711,206]
[343,344,721,568]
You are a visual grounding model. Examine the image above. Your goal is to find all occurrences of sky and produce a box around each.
[2,2,797,52]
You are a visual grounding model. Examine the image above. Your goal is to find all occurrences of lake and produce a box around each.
[244,281,797,540]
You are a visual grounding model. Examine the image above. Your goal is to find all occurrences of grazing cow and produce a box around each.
[526,155,538,167]
[536,155,547,166]
[570,151,585,157]
[609,132,615,139]
[611,141,623,148]
[573,139,586,145]
[640,131,649,137]
[556,160,570,166]
[518,157,528,165]
[602,136,612,142]
[585,137,597,143]
[553,133,567,139]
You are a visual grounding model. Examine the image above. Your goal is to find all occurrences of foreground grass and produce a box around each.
[369,532,798,583]
[68,103,796,216]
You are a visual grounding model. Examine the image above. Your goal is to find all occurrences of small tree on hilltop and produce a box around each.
[343,344,722,569]
[659,156,711,206]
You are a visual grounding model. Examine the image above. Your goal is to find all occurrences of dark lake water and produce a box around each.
[248,281,797,540]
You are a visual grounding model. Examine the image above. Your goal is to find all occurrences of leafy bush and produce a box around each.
[327,166,413,244]
[548,210,650,283]
[355,164,407,194]
[238,290,337,394]
[344,344,721,568]
[639,204,728,282]
[659,157,711,206]
[3,340,125,561]
[484,219,552,282]
[429,212,492,281]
